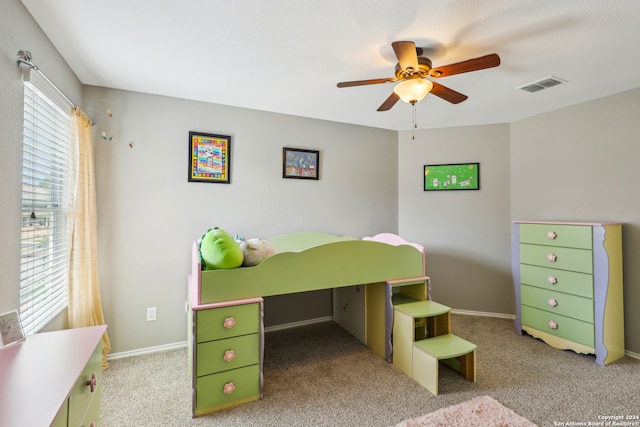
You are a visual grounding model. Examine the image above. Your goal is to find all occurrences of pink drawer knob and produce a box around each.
[547,298,558,307]
[547,253,557,262]
[223,381,236,395]
[548,320,558,330]
[223,349,236,362]
[86,372,97,393]
[546,231,557,240]
[547,276,558,285]
[223,317,236,329]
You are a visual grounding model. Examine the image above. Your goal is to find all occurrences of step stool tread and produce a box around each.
[413,333,476,359]
[394,300,451,318]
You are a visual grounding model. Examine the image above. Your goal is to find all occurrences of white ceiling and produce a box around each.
[21,0,640,131]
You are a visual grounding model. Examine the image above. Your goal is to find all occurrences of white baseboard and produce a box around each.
[625,350,640,360]
[107,341,187,361]
[106,317,333,360]
[107,312,640,362]
[450,310,640,361]
[450,309,516,320]
[265,316,334,333]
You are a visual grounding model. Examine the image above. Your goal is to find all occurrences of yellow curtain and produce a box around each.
[69,107,112,369]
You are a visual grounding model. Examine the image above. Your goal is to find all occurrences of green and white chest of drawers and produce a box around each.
[187,287,264,417]
[512,221,624,365]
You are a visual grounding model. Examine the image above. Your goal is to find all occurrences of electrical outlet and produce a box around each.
[146,306,157,322]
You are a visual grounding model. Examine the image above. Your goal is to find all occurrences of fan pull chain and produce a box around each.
[412,102,417,140]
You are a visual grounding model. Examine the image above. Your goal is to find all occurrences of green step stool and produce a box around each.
[393,300,477,395]
[392,300,451,377]
[412,333,476,395]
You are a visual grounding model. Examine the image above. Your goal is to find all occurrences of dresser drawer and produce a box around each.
[51,401,68,427]
[521,285,594,323]
[520,264,593,298]
[68,340,102,427]
[520,223,592,249]
[521,305,594,347]
[80,381,102,427]
[196,303,260,343]
[197,333,260,376]
[520,244,593,274]
[196,364,261,412]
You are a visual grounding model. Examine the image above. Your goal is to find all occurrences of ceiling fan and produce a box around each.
[337,41,501,111]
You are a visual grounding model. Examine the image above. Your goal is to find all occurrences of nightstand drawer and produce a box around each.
[521,305,594,347]
[520,223,592,249]
[197,333,260,376]
[196,303,260,343]
[520,264,593,298]
[520,244,593,274]
[196,364,261,413]
[68,340,102,427]
[521,285,594,323]
[80,381,102,427]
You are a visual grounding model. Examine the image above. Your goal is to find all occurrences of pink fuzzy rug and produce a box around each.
[394,395,536,427]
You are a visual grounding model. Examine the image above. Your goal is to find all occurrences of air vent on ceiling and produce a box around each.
[517,76,567,93]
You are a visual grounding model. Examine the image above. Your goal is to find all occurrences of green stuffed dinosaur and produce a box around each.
[200,227,244,270]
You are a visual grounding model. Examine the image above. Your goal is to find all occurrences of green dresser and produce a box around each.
[512,221,624,365]
[188,296,264,417]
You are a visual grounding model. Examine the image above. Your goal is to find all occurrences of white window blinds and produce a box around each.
[20,79,73,335]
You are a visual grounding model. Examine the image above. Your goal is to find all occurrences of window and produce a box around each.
[20,78,73,334]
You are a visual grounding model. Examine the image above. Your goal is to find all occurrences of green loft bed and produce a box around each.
[190,232,426,306]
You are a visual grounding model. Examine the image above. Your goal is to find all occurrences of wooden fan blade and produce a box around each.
[430,82,468,104]
[392,41,419,73]
[337,78,397,88]
[377,92,400,111]
[429,53,501,78]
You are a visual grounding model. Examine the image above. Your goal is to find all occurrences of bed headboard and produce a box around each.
[190,232,425,306]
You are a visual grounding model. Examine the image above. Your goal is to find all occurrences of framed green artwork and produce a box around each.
[424,163,479,191]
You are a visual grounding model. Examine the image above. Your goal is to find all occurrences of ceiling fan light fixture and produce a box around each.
[393,79,433,104]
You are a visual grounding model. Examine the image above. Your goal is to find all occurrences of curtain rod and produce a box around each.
[17,50,77,109]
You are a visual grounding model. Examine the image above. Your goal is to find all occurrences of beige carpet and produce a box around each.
[394,395,536,427]
[101,315,640,426]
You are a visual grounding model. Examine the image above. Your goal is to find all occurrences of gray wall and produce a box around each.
[0,0,82,331]
[511,88,640,355]
[2,0,639,356]
[397,90,640,355]
[83,86,398,353]
[397,124,513,314]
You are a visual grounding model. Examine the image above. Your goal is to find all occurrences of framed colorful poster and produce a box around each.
[282,147,319,180]
[188,132,231,183]
[424,163,480,191]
